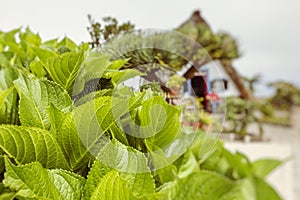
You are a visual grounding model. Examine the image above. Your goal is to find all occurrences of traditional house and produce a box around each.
[177,10,252,110]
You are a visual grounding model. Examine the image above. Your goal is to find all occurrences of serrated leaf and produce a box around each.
[0,87,13,109]
[48,103,69,133]
[3,158,84,200]
[46,50,85,93]
[82,159,111,200]
[170,171,233,200]
[0,68,19,124]
[55,112,94,172]
[50,169,85,200]
[0,125,70,170]
[142,96,181,149]
[14,74,72,130]
[72,53,111,96]
[0,68,18,90]
[98,139,149,173]
[58,37,77,50]
[89,170,136,200]
[31,45,58,67]
[120,171,155,197]
[58,94,145,171]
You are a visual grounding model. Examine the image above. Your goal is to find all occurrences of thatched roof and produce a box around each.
[178,10,210,32]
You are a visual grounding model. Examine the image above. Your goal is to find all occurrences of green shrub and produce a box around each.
[0,28,283,200]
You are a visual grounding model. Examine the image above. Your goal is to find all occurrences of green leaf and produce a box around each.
[111,69,145,85]
[0,87,14,110]
[220,179,256,200]
[72,53,111,96]
[0,68,18,90]
[142,96,181,149]
[58,94,145,171]
[58,37,77,50]
[252,159,283,178]
[157,180,179,199]
[174,171,233,200]
[222,149,252,179]
[19,27,41,46]
[83,159,111,200]
[254,177,282,200]
[84,157,155,199]
[97,139,150,173]
[14,74,72,130]
[3,158,84,200]
[0,125,70,170]
[0,68,19,125]
[0,53,11,68]
[31,45,58,66]
[46,50,85,93]
[120,169,155,197]
[177,151,199,178]
[73,89,112,106]
[50,169,85,200]
[107,59,129,70]
[0,192,16,200]
[55,112,94,171]
[89,170,136,200]
[48,103,70,133]
[29,60,47,77]
[155,164,177,184]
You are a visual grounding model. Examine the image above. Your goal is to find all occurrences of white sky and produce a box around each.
[1,0,300,96]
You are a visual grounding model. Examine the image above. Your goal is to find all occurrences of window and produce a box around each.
[211,79,228,91]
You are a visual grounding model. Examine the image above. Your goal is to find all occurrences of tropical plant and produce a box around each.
[0,28,283,200]
[177,20,240,66]
[268,80,300,109]
[222,97,273,140]
[243,74,262,94]
[87,15,135,48]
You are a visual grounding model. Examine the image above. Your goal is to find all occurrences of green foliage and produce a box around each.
[222,97,273,139]
[15,73,72,130]
[3,157,84,200]
[0,28,283,200]
[166,75,186,89]
[268,80,300,109]
[87,15,135,48]
[177,23,240,64]
[0,125,70,170]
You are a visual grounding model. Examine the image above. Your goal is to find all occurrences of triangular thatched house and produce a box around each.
[177,10,252,101]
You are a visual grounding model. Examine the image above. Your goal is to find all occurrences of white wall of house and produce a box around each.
[201,60,240,98]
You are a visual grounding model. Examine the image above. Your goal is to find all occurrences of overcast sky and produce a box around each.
[1,0,300,96]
